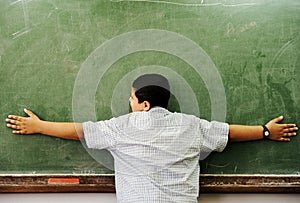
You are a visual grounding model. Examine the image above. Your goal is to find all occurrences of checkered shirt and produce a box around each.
[83,107,228,203]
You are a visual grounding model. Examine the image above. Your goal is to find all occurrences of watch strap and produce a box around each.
[262,125,270,139]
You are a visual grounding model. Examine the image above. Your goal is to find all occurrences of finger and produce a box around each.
[12,130,24,135]
[283,123,297,128]
[5,118,20,125]
[6,123,20,130]
[5,118,12,124]
[279,137,290,142]
[282,126,298,133]
[283,132,297,137]
[7,115,25,121]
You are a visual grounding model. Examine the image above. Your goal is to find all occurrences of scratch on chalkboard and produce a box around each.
[270,39,295,69]
[10,0,32,6]
[206,162,231,168]
[111,0,257,7]
[234,165,238,173]
[12,29,31,39]
[10,0,31,39]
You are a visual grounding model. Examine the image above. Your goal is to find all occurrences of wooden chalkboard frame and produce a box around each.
[1,0,299,195]
[1,174,299,193]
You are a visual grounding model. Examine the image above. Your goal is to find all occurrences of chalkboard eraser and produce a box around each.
[48,178,80,185]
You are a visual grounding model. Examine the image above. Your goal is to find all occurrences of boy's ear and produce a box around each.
[143,101,151,111]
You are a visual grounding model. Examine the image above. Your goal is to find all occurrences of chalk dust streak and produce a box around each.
[111,0,257,7]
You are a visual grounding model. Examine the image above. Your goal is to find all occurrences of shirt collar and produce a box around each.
[149,107,170,116]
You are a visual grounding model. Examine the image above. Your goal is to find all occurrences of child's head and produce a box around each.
[130,74,170,112]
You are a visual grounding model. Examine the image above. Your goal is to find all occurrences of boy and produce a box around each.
[5,74,298,202]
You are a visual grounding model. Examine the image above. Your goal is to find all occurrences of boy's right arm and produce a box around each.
[5,109,83,140]
[229,116,297,142]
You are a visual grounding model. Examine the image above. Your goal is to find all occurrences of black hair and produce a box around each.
[132,74,170,109]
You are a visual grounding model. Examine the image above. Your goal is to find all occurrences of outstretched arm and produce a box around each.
[229,116,298,142]
[5,109,83,140]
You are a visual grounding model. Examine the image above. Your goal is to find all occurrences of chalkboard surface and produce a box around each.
[0,0,299,175]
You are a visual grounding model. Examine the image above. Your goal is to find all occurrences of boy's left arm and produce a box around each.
[229,116,298,142]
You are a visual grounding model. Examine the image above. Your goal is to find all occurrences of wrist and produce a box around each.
[37,120,46,134]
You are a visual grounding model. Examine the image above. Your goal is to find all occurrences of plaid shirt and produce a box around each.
[83,107,228,203]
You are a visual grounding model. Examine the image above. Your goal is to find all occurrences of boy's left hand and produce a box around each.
[5,109,41,135]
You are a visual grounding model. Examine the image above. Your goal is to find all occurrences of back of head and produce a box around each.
[132,74,170,109]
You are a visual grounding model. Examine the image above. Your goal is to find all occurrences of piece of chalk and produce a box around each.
[48,178,80,184]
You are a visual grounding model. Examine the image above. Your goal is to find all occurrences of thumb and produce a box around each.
[24,109,37,118]
[270,115,284,124]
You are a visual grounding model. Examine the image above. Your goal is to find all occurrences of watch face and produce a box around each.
[264,131,269,136]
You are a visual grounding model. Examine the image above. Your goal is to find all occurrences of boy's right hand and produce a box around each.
[6,109,41,135]
[265,116,298,142]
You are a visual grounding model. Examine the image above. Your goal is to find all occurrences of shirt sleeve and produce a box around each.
[198,119,229,156]
[83,118,119,150]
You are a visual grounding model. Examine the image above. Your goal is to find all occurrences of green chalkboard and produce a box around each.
[0,0,299,176]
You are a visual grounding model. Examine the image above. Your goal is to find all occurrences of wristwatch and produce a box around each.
[262,125,270,139]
